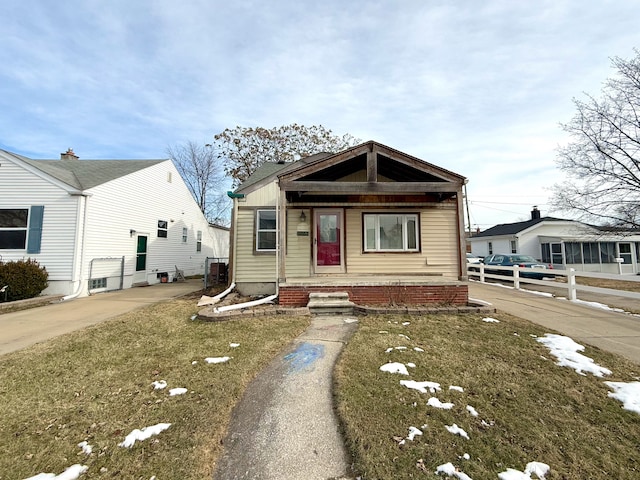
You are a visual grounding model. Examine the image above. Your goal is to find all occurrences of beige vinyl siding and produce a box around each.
[285,209,311,277]
[243,183,278,207]
[345,207,458,278]
[235,208,276,282]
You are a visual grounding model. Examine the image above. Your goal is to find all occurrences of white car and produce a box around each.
[466,253,482,264]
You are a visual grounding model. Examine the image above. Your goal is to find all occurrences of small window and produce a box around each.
[488,242,493,255]
[196,230,202,252]
[182,227,188,243]
[256,210,276,252]
[600,242,616,263]
[158,220,168,238]
[167,172,172,183]
[363,213,419,252]
[551,243,563,264]
[565,242,583,264]
[0,209,28,249]
[510,240,517,254]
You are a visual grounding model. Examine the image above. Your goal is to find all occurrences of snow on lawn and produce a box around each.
[449,385,464,392]
[445,423,469,439]
[400,379,441,393]
[482,317,500,323]
[169,387,188,396]
[498,461,550,479]
[414,346,425,352]
[385,346,408,352]
[118,423,172,448]
[152,380,167,390]
[604,381,640,414]
[77,441,92,455]
[229,343,240,348]
[466,405,479,417]
[24,464,88,480]
[536,334,612,377]
[428,397,454,409]
[435,462,473,480]
[380,362,409,375]
[205,356,231,364]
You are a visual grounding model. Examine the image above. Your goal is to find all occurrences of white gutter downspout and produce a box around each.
[62,193,90,301]
[213,182,281,313]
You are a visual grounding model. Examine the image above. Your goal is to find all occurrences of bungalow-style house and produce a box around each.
[0,148,229,298]
[469,207,640,275]
[227,141,469,307]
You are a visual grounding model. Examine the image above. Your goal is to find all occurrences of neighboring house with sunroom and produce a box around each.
[0,148,229,298]
[226,140,469,306]
[469,207,640,274]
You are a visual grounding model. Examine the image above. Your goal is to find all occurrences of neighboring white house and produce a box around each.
[469,207,640,275]
[0,148,229,298]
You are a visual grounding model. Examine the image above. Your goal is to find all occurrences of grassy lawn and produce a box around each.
[335,312,640,479]
[0,298,309,480]
[3,298,640,480]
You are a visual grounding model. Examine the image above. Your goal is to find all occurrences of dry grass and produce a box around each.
[335,313,640,479]
[0,299,309,480]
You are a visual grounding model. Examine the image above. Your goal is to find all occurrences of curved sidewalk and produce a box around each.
[469,282,640,364]
[0,280,203,356]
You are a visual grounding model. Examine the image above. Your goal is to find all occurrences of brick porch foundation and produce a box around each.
[278,284,468,307]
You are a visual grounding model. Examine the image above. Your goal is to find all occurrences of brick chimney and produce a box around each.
[60,148,79,160]
[531,206,541,220]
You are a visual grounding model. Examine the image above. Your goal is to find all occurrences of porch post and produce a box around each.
[278,187,287,283]
[456,185,468,280]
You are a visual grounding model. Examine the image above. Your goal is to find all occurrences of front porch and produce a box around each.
[278,275,468,307]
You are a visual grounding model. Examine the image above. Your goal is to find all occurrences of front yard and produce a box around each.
[1,298,638,479]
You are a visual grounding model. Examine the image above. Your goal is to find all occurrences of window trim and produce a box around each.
[255,209,277,253]
[362,212,420,253]
[157,220,168,238]
[196,230,202,252]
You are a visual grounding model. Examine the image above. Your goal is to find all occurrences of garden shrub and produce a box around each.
[0,259,49,302]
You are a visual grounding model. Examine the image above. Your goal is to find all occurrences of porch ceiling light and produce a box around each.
[299,210,307,223]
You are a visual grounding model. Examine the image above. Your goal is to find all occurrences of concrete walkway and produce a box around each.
[0,280,203,356]
[213,315,358,480]
[469,281,640,364]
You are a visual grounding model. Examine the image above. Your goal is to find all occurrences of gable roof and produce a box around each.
[473,217,568,238]
[1,150,166,190]
[235,141,465,195]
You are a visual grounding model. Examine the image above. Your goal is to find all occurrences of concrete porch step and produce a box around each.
[307,292,355,315]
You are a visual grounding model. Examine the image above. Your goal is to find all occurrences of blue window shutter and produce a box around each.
[27,206,44,254]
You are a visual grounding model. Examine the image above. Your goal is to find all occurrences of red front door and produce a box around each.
[314,210,344,273]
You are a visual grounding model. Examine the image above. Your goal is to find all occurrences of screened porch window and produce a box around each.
[364,213,419,252]
[256,209,276,252]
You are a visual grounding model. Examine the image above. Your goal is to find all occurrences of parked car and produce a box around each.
[481,254,553,279]
[466,253,482,264]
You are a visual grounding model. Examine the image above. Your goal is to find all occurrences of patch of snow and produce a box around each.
[380,362,409,375]
[118,423,171,448]
[402,321,411,326]
[400,380,441,393]
[572,298,626,313]
[499,461,550,480]
[343,317,358,324]
[398,334,411,340]
[414,347,425,352]
[24,464,89,480]
[449,385,464,392]
[169,387,188,396]
[192,361,198,365]
[378,330,389,334]
[407,362,416,368]
[406,426,423,441]
[229,343,240,348]
[152,380,167,390]
[462,453,470,460]
[482,317,500,323]
[435,462,474,480]
[77,441,92,455]
[604,381,640,415]
[466,405,479,417]
[205,356,231,364]
[428,397,454,409]
[386,346,408,352]
[445,423,469,439]
[537,334,611,377]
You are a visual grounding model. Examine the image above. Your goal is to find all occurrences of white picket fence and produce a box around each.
[467,264,640,301]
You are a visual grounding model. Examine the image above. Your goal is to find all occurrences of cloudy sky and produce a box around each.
[1,1,639,229]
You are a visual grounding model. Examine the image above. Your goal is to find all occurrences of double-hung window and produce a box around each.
[364,213,419,252]
[0,209,28,249]
[256,209,276,252]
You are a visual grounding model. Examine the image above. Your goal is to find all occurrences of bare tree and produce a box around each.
[167,141,230,225]
[551,49,640,228]
[212,124,361,187]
